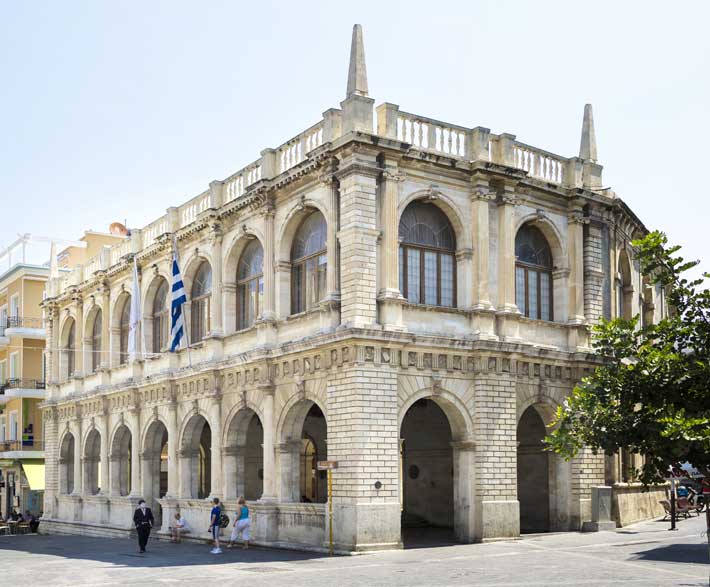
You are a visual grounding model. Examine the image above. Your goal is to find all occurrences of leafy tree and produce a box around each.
[546,230,710,581]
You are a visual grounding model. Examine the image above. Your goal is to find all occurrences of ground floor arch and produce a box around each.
[83,429,101,495]
[59,433,75,494]
[111,425,132,496]
[180,414,211,499]
[224,408,264,500]
[399,394,475,546]
[278,399,327,503]
[142,420,168,525]
[517,404,571,533]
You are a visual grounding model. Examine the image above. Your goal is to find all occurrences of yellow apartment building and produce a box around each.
[0,229,125,518]
[0,262,48,517]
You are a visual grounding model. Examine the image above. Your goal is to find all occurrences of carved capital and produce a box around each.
[382,168,406,183]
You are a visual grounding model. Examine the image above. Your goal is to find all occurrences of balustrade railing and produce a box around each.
[513,141,565,184]
[142,216,169,248]
[179,191,211,228]
[396,111,469,158]
[225,160,263,203]
[277,122,324,174]
[0,440,45,452]
[109,239,132,266]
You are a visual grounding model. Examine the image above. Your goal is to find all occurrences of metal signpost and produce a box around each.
[317,460,338,555]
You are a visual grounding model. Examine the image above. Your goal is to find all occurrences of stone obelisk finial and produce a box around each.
[346,24,368,98]
[579,103,598,163]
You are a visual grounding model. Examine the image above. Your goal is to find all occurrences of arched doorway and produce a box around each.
[111,425,132,496]
[143,420,168,525]
[517,406,549,533]
[278,399,327,503]
[83,429,101,495]
[400,399,454,546]
[181,415,211,499]
[59,433,75,494]
[224,408,263,500]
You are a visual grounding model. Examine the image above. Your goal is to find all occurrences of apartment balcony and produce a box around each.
[0,439,44,460]
[3,316,46,339]
[0,379,46,403]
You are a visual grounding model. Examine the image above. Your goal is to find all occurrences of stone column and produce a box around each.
[129,406,141,496]
[472,368,519,540]
[377,161,405,330]
[451,440,476,542]
[277,441,301,502]
[99,410,110,495]
[335,147,380,329]
[261,205,276,321]
[72,417,82,495]
[178,450,191,498]
[209,393,223,498]
[497,185,518,313]
[209,227,223,336]
[567,200,587,324]
[46,305,57,385]
[471,176,494,309]
[321,160,341,303]
[165,395,179,498]
[100,286,111,369]
[260,382,277,501]
[328,360,401,551]
[74,297,84,376]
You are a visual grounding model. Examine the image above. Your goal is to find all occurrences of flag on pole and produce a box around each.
[169,250,187,352]
[127,256,142,361]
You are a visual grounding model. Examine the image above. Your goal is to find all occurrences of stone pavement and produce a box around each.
[0,515,707,586]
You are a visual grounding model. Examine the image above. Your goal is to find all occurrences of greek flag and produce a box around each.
[127,256,142,361]
[169,251,187,352]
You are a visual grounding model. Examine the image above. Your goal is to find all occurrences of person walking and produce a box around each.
[133,499,155,553]
[208,497,223,554]
[227,496,251,549]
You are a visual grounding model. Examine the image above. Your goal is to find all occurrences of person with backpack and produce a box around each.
[227,496,251,549]
[208,497,227,554]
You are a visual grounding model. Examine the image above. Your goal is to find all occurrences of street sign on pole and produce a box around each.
[317,460,338,555]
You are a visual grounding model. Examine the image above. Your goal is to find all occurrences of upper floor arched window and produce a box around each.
[291,211,327,314]
[191,261,212,342]
[237,240,264,330]
[152,278,168,353]
[119,297,130,365]
[515,224,553,321]
[91,311,102,372]
[64,319,76,379]
[617,251,632,320]
[398,201,456,307]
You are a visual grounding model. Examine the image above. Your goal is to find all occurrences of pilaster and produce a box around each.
[259,381,277,502]
[208,389,223,499]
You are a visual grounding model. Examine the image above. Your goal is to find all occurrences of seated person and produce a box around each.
[23,511,39,533]
[170,512,189,543]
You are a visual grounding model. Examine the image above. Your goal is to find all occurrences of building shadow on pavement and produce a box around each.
[0,534,330,568]
[630,542,708,565]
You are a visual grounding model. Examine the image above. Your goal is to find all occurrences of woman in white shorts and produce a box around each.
[228,496,250,549]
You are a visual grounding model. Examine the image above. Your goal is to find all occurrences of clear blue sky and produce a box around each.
[1,0,708,278]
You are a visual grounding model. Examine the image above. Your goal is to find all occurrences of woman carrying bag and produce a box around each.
[228,496,251,549]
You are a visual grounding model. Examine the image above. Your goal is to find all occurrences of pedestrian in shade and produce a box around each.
[132,499,155,553]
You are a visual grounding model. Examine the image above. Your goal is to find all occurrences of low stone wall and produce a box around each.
[611,484,666,527]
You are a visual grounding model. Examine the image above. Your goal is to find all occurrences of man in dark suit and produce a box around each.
[133,499,155,553]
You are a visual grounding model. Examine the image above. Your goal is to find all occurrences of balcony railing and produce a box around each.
[0,379,46,394]
[5,316,45,329]
[0,440,44,453]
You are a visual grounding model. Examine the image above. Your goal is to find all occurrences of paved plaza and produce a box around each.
[0,516,707,586]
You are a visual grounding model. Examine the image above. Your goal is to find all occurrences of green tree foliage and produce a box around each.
[547,231,710,483]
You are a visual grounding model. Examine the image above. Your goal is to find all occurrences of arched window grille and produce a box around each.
[398,201,456,307]
[237,240,264,330]
[91,310,102,372]
[515,225,553,321]
[152,279,168,353]
[191,261,212,342]
[291,211,327,314]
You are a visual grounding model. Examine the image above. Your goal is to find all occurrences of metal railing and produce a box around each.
[5,316,45,330]
[0,379,46,394]
[0,440,44,452]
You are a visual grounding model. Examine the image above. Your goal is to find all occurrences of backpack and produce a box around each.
[219,512,230,529]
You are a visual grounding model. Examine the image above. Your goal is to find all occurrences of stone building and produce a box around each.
[40,25,665,551]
